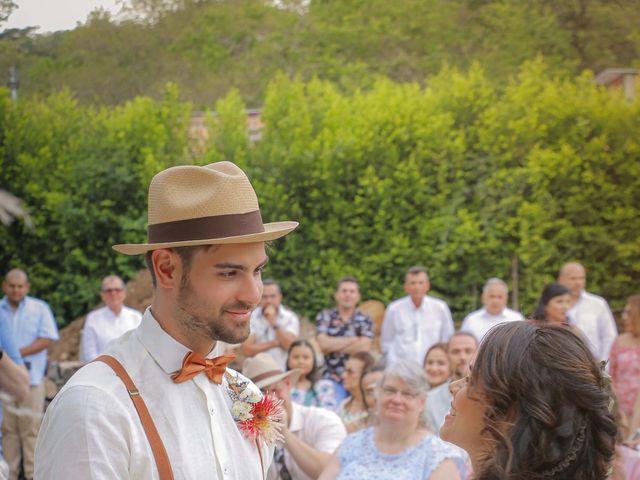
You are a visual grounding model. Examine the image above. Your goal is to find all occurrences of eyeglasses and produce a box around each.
[381,386,419,400]
[102,288,124,294]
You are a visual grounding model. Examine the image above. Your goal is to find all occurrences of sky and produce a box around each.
[4,0,122,33]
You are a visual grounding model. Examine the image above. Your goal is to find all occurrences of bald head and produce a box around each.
[558,262,586,299]
[3,268,30,308]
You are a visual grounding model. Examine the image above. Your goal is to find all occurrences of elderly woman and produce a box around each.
[319,361,466,480]
[441,321,616,479]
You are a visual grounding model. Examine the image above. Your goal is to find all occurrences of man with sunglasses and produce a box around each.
[79,275,142,362]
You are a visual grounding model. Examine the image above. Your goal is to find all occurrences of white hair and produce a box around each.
[482,277,508,295]
[379,360,430,398]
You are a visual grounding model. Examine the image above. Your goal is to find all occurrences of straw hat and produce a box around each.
[113,162,298,255]
[242,353,302,389]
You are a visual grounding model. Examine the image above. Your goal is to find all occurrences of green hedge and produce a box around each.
[1,61,639,325]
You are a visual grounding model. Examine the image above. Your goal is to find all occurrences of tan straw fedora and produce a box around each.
[113,161,298,255]
[242,353,302,389]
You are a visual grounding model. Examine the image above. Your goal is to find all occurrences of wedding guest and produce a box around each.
[241,279,299,369]
[531,283,572,326]
[244,353,346,480]
[287,339,337,410]
[338,351,375,433]
[461,278,524,342]
[316,277,374,402]
[359,363,385,427]
[424,332,477,432]
[80,275,142,362]
[423,343,451,389]
[558,262,617,361]
[381,266,454,365]
[440,321,616,479]
[610,397,640,480]
[319,361,466,480]
[610,295,640,419]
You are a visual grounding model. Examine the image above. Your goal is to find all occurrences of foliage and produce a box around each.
[0,85,192,324]
[217,62,640,320]
[1,61,639,326]
[0,0,638,106]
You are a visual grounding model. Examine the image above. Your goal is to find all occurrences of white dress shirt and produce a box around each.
[381,295,454,365]
[249,305,299,369]
[80,305,142,361]
[568,290,617,361]
[35,308,273,479]
[460,307,524,342]
[424,381,452,433]
[267,402,346,480]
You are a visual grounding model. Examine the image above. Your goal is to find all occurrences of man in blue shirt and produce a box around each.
[0,315,29,479]
[0,269,59,480]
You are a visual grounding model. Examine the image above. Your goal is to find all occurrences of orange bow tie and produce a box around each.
[171,351,236,385]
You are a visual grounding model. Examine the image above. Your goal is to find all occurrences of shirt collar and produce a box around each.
[406,295,426,310]
[135,307,219,376]
[0,296,25,313]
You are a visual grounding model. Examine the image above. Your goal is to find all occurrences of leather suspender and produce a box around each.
[94,355,174,480]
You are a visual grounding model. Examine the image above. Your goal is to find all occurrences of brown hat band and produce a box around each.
[251,369,284,385]
[148,210,265,243]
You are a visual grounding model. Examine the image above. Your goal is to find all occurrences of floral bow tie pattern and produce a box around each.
[171,351,236,384]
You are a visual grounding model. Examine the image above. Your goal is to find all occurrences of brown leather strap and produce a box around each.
[255,439,265,480]
[95,355,174,480]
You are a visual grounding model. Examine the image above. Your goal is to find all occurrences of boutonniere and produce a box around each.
[224,371,283,444]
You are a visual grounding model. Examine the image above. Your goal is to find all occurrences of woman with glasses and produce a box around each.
[319,361,466,480]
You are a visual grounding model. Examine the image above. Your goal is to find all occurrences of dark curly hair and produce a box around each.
[471,321,616,480]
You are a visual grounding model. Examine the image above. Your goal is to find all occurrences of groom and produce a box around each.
[34,162,298,479]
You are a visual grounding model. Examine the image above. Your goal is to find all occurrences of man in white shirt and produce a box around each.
[461,278,524,342]
[243,353,346,480]
[381,266,454,365]
[558,262,617,361]
[241,279,299,369]
[35,161,299,479]
[80,275,142,362]
[425,332,478,433]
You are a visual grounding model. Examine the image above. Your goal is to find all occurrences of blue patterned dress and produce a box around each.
[337,427,466,480]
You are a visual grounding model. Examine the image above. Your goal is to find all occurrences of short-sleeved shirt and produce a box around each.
[249,305,299,369]
[315,308,374,383]
[460,307,524,342]
[336,427,466,480]
[80,305,142,362]
[567,290,617,361]
[0,315,24,365]
[267,402,346,480]
[0,296,59,385]
[381,295,454,365]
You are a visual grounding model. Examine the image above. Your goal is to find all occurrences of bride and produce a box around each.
[440,321,617,479]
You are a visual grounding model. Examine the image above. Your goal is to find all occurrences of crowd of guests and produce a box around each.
[0,259,638,478]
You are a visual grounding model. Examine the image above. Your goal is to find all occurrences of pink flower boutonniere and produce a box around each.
[224,371,283,444]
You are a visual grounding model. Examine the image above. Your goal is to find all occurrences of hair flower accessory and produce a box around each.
[599,360,615,413]
[225,371,283,444]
